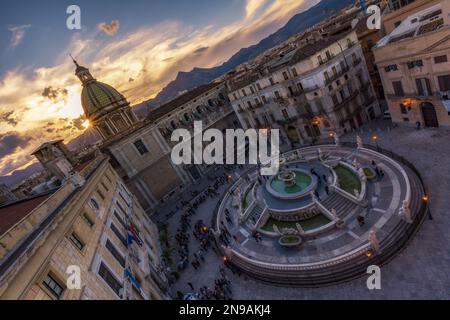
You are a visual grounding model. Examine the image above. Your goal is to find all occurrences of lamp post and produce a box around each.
[372,134,379,152]
[422,195,433,220]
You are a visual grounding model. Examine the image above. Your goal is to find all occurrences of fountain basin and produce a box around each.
[266,169,318,200]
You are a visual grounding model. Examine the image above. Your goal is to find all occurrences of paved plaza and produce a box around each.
[154,118,450,299]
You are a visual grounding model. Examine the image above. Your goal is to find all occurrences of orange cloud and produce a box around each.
[0,0,314,176]
[98,20,120,36]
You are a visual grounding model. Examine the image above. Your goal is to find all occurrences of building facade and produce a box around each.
[227,29,380,146]
[374,0,450,127]
[71,59,239,212]
[0,147,169,300]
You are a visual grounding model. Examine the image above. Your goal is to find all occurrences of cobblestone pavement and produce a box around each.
[156,118,450,299]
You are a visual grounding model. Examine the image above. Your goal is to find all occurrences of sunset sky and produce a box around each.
[0,0,318,177]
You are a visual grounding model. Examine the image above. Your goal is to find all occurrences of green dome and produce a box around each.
[81,81,126,117]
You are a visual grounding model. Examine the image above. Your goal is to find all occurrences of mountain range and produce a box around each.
[144,0,355,109]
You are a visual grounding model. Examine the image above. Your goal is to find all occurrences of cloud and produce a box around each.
[0,0,315,175]
[0,111,19,127]
[246,0,269,19]
[0,132,32,159]
[71,115,87,130]
[8,24,31,49]
[42,86,68,101]
[193,46,209,54]
[98,20,120,36]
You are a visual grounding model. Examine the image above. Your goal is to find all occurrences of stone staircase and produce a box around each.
[224,168,427,287]
[246,204,264,229]
[320,192,359,219]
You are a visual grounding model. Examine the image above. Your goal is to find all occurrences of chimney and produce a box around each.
[31,140,84,187]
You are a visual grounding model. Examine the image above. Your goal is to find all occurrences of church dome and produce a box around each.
[80,81,126,117]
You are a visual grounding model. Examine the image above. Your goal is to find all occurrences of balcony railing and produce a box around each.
[352,57,362,67]
[303,84,320,93]
[386,92,440,99]
[325,66,350,85]
[333,90,359,111]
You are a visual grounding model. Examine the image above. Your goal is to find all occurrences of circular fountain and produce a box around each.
[266,168,318,200]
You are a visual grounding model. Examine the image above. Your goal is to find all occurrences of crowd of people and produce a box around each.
[165,166,250,300]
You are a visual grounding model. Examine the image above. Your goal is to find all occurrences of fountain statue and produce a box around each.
[368,230,381,254]
[357,135,364,149]
[399,200,412,223]
[278,169,297,188]
[333,132,340,146]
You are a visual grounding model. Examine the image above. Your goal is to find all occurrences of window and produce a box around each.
[247,101,252,108]
[288,86,294,96]
[105,174,112,184]
[325,50,332,60]
[332,66,337,77]
[416,78,432,96]
[97,189,105,201]
[434,55,448,64]
[114,211,127,229]
[331,94,339,106]
[438,75,450,91]
[339,90,346,101]
[133,139,148,155]
[43,274,64,299]
[256,83,262,90]
[328,85,333,92]
[384,64,398,72]
[407,60,423,69]
[111,223,128,247]
[106,239,126,268]
[90,198,100,211]
[68,232,85,251]
[250,86,255,94]
[241,89,247,96]
[400,103,407,114]
[82,213,95,228]
[269,78,275,85]
[297,82,303,91]
[323,71,329,81]
[98,262,122,297]
[274,91,281,99]
[233,93,237,100]
[392,81,404,96]
[254,98,259,106]
[261,95,267,104]
[116,201,127,216]
[101,182,109,192]
[119,192,130,207]
[317,55,323,64]
[282,109,289,119]
[282,71,289,80]
[292,68,298,77]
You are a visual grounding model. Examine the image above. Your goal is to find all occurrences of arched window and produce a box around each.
[90,198,100,211]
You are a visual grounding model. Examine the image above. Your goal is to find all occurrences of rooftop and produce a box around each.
[377,3,446,47]
[146,82,222,122]
[0,192,55,236]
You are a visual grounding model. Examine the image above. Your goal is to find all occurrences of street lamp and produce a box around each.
[422,195,433,220]
[372,134,379,151]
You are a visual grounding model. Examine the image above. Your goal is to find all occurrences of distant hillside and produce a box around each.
[147,0,355,108]
[0,162,43,187]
